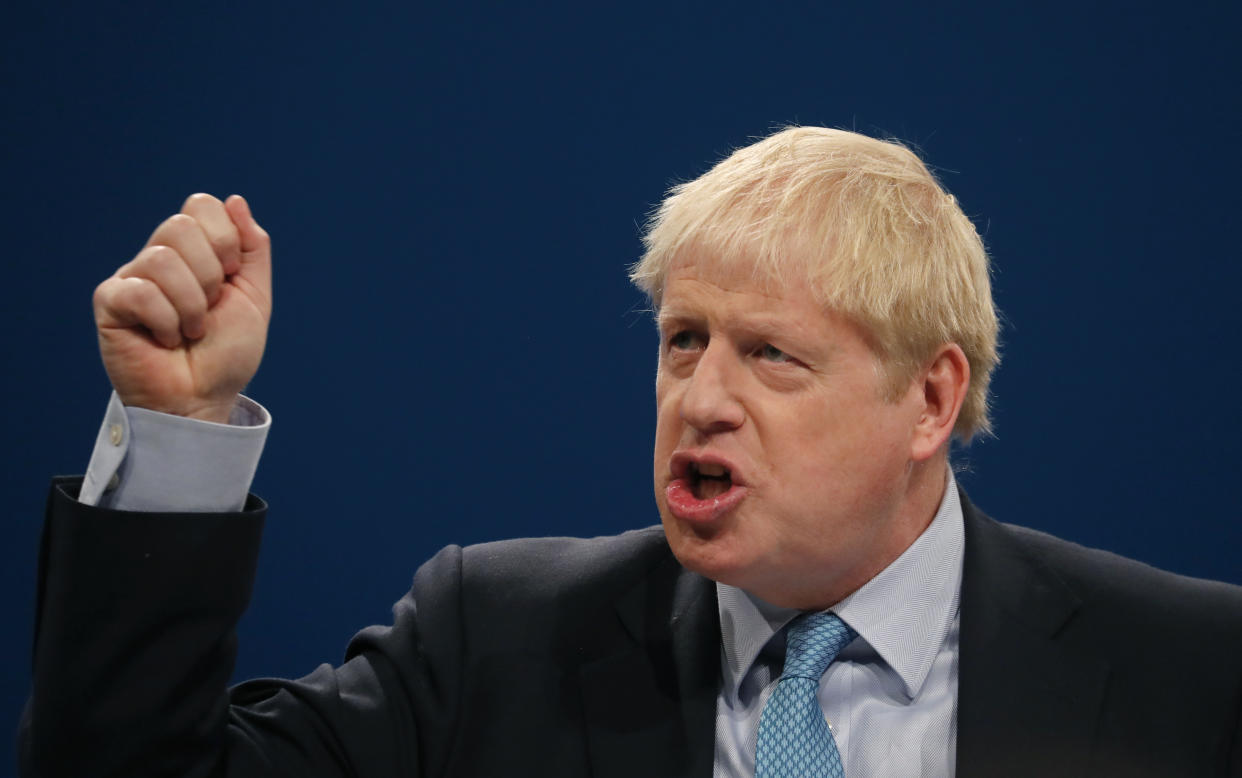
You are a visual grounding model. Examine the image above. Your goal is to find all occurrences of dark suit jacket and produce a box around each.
[19,477,1242,777]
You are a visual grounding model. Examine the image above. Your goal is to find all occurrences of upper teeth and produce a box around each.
[696,463,727,478]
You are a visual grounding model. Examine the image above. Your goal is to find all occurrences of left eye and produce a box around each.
[759,344,792,363]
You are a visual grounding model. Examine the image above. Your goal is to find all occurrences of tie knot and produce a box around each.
[781,611,856,680]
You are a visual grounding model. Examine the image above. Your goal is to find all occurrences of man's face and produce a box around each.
[653,257,928,609]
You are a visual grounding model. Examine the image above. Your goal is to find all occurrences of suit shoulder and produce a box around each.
[1004,521,1242,597]
[454,525,673,605]
[999,520,1242,634]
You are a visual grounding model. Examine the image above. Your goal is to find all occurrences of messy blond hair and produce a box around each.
[630,126,999,440]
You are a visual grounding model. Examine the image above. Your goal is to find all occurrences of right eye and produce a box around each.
[668,330,704,351]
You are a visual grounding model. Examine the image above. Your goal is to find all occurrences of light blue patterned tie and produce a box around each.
[754,611,857,778]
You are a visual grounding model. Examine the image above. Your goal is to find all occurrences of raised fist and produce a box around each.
[93,194,272,423]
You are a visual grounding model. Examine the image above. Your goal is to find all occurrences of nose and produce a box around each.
[679,342,745,434]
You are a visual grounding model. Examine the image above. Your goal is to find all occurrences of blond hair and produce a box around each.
[630,127,999,440]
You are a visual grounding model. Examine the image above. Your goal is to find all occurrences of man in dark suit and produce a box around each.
[21,128,1242,776]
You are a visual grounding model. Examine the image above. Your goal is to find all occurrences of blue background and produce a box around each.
[4,1,1240,771]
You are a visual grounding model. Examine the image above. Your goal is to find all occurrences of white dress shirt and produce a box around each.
[713,477,964,777]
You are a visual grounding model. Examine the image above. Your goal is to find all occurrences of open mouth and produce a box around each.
[665,455,748,524]
[688,461,733,499]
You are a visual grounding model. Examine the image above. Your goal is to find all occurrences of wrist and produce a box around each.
[183,396,240,424]
[115,393,241,425]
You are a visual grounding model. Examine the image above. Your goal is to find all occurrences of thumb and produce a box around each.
[224,194,272,307]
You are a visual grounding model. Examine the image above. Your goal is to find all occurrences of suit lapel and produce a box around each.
[956,494,1109,778]
[579,549,719,778]
[578,494,1109,777]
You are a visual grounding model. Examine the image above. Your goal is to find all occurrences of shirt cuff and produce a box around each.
[80,391,271,512]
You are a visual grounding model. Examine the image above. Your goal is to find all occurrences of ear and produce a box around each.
[910,343,970,462]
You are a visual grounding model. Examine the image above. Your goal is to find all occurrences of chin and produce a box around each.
[660,512,757,586]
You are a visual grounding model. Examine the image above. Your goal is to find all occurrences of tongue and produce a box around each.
[696,477,732,499]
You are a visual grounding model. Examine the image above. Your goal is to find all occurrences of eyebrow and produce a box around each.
[657,308,814,344]
[655,308,700,330]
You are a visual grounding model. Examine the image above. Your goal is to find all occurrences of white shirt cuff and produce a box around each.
[80,391,271,512]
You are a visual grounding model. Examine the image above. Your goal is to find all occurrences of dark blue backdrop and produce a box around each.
[4,2,1240,771]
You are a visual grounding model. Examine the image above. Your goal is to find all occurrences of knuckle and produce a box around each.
[127,277,159,304]
[211,230,241,256]
[182,192,221,211]
[92,278,116,307]
[143,244,180,271]
[165,212,198,233]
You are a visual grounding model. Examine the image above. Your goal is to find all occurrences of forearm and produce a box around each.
[20,479,266,777]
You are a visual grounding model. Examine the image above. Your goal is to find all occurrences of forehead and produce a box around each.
[662,244,814,303]
[656,224,829,299]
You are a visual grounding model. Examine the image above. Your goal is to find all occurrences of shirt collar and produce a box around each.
[716,471,965,702]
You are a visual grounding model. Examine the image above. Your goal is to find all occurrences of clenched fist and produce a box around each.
[94,193,272,423]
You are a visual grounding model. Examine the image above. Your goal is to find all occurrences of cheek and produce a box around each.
[769,396,884,484]
[652,384,680,469]
[653,378,680,433]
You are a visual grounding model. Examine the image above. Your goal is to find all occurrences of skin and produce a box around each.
[653,258,970,610]
[93,193,271,423]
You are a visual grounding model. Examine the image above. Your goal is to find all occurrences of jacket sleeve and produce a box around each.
[19,477,465,778]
